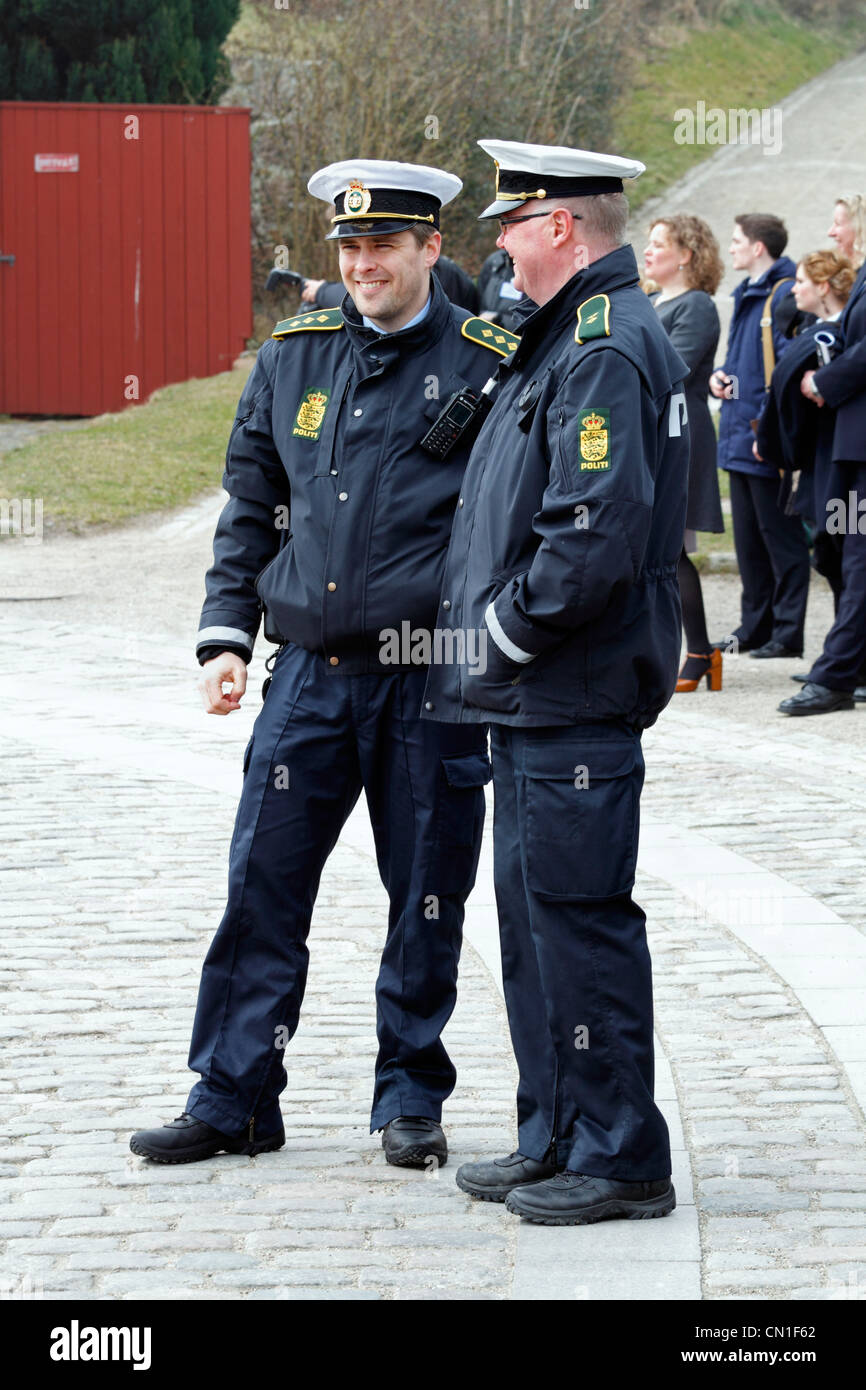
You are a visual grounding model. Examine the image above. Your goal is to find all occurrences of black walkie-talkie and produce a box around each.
[419,377,497,460]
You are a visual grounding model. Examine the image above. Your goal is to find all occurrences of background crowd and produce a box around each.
[286,191,866,719]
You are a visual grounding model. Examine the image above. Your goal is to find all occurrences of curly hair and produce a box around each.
[799,248,856,304]
[648,215,724,294]
[835,193,866,267]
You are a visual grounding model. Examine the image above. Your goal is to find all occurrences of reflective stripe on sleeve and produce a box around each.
[484,602,534,664]
[196,626,253,653]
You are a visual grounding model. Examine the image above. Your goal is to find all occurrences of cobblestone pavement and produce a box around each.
[1,488,865,1300]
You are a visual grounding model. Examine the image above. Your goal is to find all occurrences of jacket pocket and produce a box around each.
[523,737,642,900]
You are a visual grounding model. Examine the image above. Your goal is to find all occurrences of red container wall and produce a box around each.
[0,102,251,416]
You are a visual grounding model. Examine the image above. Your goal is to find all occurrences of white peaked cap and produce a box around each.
[308,159,463,238]
[476,139,645,219]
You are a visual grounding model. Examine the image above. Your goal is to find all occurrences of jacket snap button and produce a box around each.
[443,600,451,610]
[327,581,337,592]
[424,701,434,711]
[338,491,348,501]
[329,656,340,666]
[353,408,363,417]
[458,497,464,507]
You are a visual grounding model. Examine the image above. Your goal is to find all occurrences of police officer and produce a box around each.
[129,160,519,1170]
[423,141,689,1224]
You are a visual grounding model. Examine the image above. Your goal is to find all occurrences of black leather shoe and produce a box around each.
[381,1116,447,1169]
[129,1112,285,1164]
[712,634,760,653]
[778,681,855,716]
[455,1150,560,1202]
[791,672,809,683]
[504,1172,676,1225]
[750,640,803,659]
[855,685,866,703]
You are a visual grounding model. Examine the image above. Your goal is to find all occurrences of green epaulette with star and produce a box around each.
[460,317,520,357]
[575,294,611,345]
[272,307,345,339]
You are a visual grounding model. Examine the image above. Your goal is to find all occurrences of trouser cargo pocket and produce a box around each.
[523,735,644,900]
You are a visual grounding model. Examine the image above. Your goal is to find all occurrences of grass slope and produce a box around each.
[617,2,859,207]
[0,363,252,535]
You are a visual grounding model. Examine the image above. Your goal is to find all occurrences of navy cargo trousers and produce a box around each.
[186,642,490,1138]
[490,720,672,1181]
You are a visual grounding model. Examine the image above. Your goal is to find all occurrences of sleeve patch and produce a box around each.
[578,408,611,469]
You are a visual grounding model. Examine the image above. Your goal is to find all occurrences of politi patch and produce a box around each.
[292,387,331,441]
[578,409,610,469]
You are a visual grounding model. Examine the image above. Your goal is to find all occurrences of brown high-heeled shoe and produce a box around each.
[676,648,722,693]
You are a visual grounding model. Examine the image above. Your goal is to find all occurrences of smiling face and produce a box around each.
[338,229,440,329]
[644,223,683,287]
[828,202,855,260]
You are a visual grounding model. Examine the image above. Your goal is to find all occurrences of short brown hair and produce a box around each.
[408,224,438,248]
[799,248,856,304]
[649,214,724,294]
[735,213,788,260]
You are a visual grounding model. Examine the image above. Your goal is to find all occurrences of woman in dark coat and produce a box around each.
[779,194,866,714]
[644,215,725,692]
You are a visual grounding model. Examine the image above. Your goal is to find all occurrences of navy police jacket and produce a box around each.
[421,245,690,731]
[196,275,518,671]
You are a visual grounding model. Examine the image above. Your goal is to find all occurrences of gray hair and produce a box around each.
[557,192,629,250]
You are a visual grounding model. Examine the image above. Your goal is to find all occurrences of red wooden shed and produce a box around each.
[0,101,252,417]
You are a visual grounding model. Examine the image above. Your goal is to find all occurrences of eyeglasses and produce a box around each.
[497,208,582,235]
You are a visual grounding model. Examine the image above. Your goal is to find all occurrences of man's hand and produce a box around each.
[709,369,735,400]
[199,652,248,715]
[800,369,825,406]
[300,278,325,304]
[752,440,763,461]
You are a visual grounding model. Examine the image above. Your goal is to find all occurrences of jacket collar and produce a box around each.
[733,255,797,300]
[511,244,640,366]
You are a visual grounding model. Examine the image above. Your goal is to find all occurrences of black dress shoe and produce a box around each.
[855,685,866,703]
[778,682,855,716]
[750,640,803,659]
[791,672,809,683]
[129,1112,285,1164]
[712,634,760,654]
[504,1172,676,1225]
[455,1150,560,1202]
[381,1116,447,1169]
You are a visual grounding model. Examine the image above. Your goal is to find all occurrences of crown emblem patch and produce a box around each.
[293,387,331,440]
[578,408,610,469]
[344,180,372,216]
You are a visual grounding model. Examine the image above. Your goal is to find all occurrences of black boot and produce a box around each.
[504,1172,676,1225]
[455,1149,560,1202]
[381,1116,447,1169]
[129,1112,285,1164]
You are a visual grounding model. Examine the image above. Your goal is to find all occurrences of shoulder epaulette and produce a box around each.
[575,293,611,345]
[460,316,520,356]
[272,307,344,339]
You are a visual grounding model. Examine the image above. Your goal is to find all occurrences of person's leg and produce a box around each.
[728,470,774,647]
[185,645,362,1137]
[490,724,560,1162]
[509,723,671,1180]
[808,465,866,692]
[749,474,811,652]
[359,672,488,1131]
[677,547,712,655]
